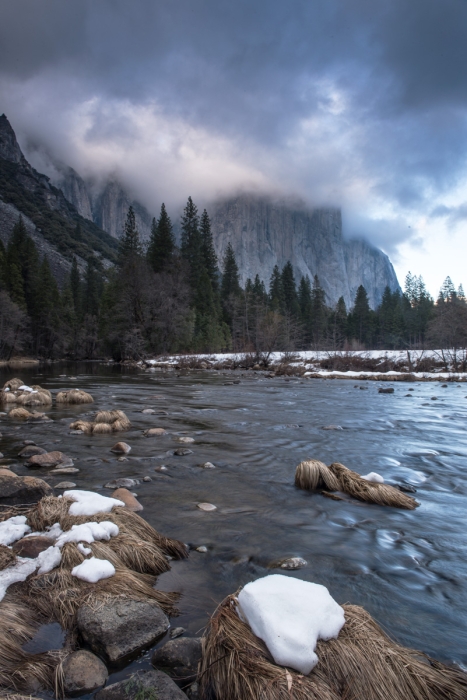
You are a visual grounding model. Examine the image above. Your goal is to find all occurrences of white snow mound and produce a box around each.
[63,490,125,516]
[71,557,115,583]
[36,546,62,574]
[0,557,37,602]
[362,472,385,483]
[77,543,92,556]
[0,515,31,546]
[56,521,119,547]
[237,575,345,674]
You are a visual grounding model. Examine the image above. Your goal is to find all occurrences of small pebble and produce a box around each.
[176,436,195,443]
[174,448,193,456]
[170,627,186,639]
[111,442,131,454]
[155,466,168,472]
[143,476,152,482]
[54,481,77,489]
[142,408,156,414]
[117,456,128,462]
[196,545,208,553]
[50,467,80,474]
[201,462,216,469]
[279,557,308,570]
[23,440,36,446]
[197,502,217,511]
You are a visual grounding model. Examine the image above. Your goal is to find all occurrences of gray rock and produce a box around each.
[111,442,132,454]
[170,627,186,640]
[0,474,52,505]
[279,557,308,570]
[51,467,79,474]
[321,425,343,430]
[54,481,77,489]
[62,649,108,697]
[104,478,138,489]
[95,670,187,700]
[27,451,66,468]
[174,448,193,456]
[18,445,46,457]
[77,598,169,664]
[378,387,395,394]
[152,638,202,686]
[143,476,152,482]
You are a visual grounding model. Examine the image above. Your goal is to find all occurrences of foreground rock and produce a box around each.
[152,638,202,687]
[111,487,143,511]
[62,649,108,697]
[13,535,55,558]
[0,467,17,477]
[95,670,187,700]
[77,598,169,664]
[0,474,52,505]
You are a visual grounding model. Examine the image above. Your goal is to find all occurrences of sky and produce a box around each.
[1,0,467,297]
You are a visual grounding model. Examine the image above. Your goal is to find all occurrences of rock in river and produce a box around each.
[77,598,169,664]
[174,448,193,456]
[62,650,108,697]
[54,481,77,489]
[27,451,66,468]
[152,637,202,686]
[104,478,138,489]
[110,442,131,454]
[197,502,216,511]
[95,670,187,700]
[176,436,194,444]
[18,445,46,457]
[111,488,143,511]
[145,428,167,437]
[0,475,51,505]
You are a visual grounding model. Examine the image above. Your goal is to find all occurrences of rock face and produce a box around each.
[62,650,108,697]
[95,670,188,700]
[77,598,169,664]
[209,194,400,309]
[152,637,202,686]
[0,475,52,505]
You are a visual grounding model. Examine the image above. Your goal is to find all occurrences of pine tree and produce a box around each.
[220,243,241,326]
[281,262,300,317]
[458,284,466,301]
[352,285,371,345]
[180,196,204,288]
[269,265,283,311]
[440,276,456,302]
[70,257,81,315]
[85,259,101,317]
[119,206,143,262]
[147,204,175,273]
[310,275,327,345]
[200,209,218,291]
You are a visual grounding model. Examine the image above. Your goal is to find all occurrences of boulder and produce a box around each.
[77,598,169,664]
[95,670,187,700]
[110,442,131,454]
[12,535,55,558]
[27,450,65,468]
[0,468,17,477]
[111,488,143,511]
[62,649,108,697]
[18,445,47,457]
[152,637,202,686]
[0,475,52,505]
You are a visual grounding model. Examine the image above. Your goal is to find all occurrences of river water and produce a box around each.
[1,364,466,686]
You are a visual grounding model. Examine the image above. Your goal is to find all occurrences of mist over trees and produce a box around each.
[0,202,466,361]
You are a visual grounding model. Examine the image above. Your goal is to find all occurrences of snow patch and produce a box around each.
[237,574,345,674]
[0,557,37,602]
[63,490,125,516]
[0,516,31,546]
[71,557,115,583]
[361,472,385,483]
[56,521,119,547]
[77,543,92,556]
[36,546,62,574]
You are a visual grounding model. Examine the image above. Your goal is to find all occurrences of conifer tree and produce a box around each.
[119,206,142,262]
[180,197,203,285]
[269,265,283,311]
[352,285,371,345]
[310,275,327,344]
[84,259,101,317]
[200,209,218,291]
[70,257,81,315]
[221,242,241,326]
[147,203,175,273]
[281,261,300,317]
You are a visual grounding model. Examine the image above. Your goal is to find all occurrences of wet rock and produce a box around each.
[0,475,52,505]
[142,408,156,414]
[176,437,194,444]
[359,386,368,390]
[117,456,128,462]
[378,387,395,394]
[95,670,187,700]
[0,467,17,477]
[152,637,202,686]
[110,442,131,454]
[431,396,438,400]
[145,428,167,437]
[54,481,77,489]
[233,380,241,384]
[104,478,138,489]
[111,487,143,511]
[405,394,413,397]
[441,384,448,388]
[155,466,168,472]
[23,439,36,445]
[78,599,169,664]
[397,482,417,493]
[51,466,79,474]
[321,425,343,430]
[185,682,200,699]
[278,557,308,570]
[197,502,216,511]
[170,627,186,640]
[18,445,46,457]
[200,462,216,469]
[27,451,65,468]
[56,457,74,468]
[13,535,55,558]
[174,448,193,456]
[62,649,108,697]
[195,546,208,553]
[143,476,152,482]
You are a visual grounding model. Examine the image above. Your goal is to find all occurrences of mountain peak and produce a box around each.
[0,113,24,164]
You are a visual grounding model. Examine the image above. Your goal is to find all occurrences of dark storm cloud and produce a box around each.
[1,0,467,254]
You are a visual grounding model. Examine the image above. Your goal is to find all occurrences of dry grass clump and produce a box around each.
[200,595,467,700]
[56,389,93,404]
[69,409,131,434]
[26,495,72,532]
[2,378,24,391]
[7,407,31,420]
[0,544,17,570]
[294,459,419,510]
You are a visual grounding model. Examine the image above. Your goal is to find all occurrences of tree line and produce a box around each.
[1,199,466,360]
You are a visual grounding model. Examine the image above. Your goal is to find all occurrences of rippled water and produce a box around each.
[1,364,467,686]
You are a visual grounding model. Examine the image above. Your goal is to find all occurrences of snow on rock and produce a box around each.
[0,557,37,602]
[72,557,115,583]
[78,543,92,556]
[0,515,31,546]
[362,472,385,483]
[237,574,345,675]
[63,490,125,516]
[18,385,36,393]
[56,521,119,547]
[36,546,62,574]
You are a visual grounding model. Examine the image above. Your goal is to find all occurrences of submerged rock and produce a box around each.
[145,428,167,437]
[176,437,195,444]
[321,425,343,430]
[170,627,186,639]
[95,670,187,700]
[51,466,79,474]
[278,557,308,570]
[152,637,202,686]
[62,649,108,697]
[77,598,169,664]
[0,474,52,505]
[200,462,216,469]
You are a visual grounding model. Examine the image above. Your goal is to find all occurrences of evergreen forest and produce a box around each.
[1,199,466,361]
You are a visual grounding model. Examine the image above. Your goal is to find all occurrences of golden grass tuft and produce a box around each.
[69,409,131,435]
[56,389,93,404]
[59,542,85,570]
[26,495,72,532]
[104,534,171,575]
[92,422,113,434]
[2,378,24,391]
[200,595,467,700]
[16,389,52,407]
[94,410,114,423]
[0,544,17,571]
[8,407,31,420]
[69,419,93,433]
[294,459,419,510]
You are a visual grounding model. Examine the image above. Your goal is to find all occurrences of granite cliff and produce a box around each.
[209,195,400,308]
